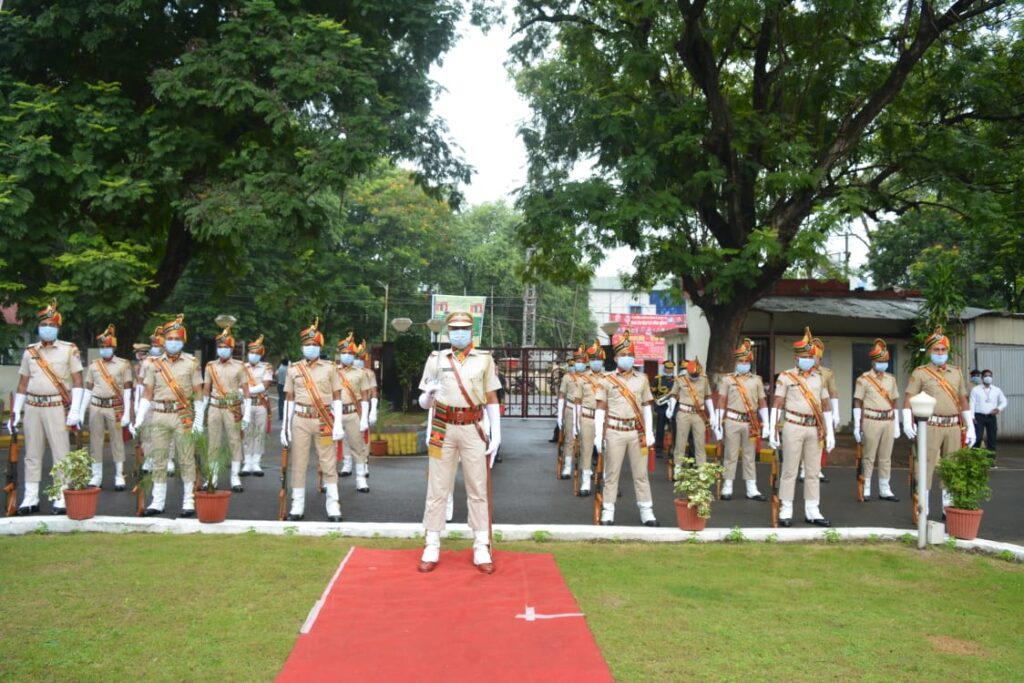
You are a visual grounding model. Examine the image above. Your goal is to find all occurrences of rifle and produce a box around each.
[572,429,581,496]
[770,443,782,528]
[664,426,674,481]
[714,439,724,500]
[909,444,918,526]
[131,434,146,516]
[279,444,289,521]
[592,445,604,525]
[855,441,865,502]
[554,421,564,480]
[5,419,18,517]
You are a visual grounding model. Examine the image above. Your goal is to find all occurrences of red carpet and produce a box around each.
[277,547,613,682]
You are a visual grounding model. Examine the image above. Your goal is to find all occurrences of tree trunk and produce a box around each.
[702,297,758,390]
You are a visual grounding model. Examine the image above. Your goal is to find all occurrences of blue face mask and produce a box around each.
[735,363,751,375]
[247,353,261,365]
[449,330,472,349]
[99,348,114,360]
[354,358,365,369]
[302,345,321,361]
[216,347,232,360]
[574,362,586,373]
[590,360,604,373]
[874,362,889,373]
[616,356,634,372]
[797,357,816,371]
[970,375,981,384]
[149,346,163,357]
[164,340,183,355]
[339,353,354,366]
[38,326,58,343]
[930,353,948,366]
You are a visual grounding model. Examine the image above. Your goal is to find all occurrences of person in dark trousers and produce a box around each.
[276,356,289,420]
[970,369,1008,463]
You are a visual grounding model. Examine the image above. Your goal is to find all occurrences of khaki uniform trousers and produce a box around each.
[424,422,489,532]
[723,418,756,481]
[926,424,963,489]
[560,405,576,465]
[342,412,368,465]
[290,415,337,488]
[24,404,70,483]
[207,405,243,463]
[88,405,126,465]
[861,417,893,483]
[603,428,653,504]
[148,411,195,484]
[780,422,821,502]
[579,416,596,473]
[673,411,708,465]
[243,402,268,456]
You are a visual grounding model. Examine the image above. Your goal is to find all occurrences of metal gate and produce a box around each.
[490,347,572,418]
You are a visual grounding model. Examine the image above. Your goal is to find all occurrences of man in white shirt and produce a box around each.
[970,369,1008,460]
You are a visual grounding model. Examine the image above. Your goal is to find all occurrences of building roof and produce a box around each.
[752,296,991,321]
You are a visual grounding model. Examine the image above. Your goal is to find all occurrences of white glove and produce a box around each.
[714,408,724,442]
[665,397,676,420]
[66,387,84,428]
[130,398,151,438]
[902,408,917,439]
[242,400,252,432]
[705,399,717,431]
[280,400,294,446]
[852,407,862,443]
[247,383,265,395]
[594,409,605,453]
[768,407,781,450]
[192,398,207,433]
[78,389,93,425]
[484,403,501,467]
[359,400,369,432]
[556,398,565,429]
[369,397,379,426]
[572,403,579,438]
[417,381,438,410]
[963,410,976,445]
[758,407,769,440]
[892,413,900,440]
[120,389,132,427]
[133,385,142,413]
[332,400,344,441]
[831,398,840,428]
[643,404,655,447]
[825,415,836,453]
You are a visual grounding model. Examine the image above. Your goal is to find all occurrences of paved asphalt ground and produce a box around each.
[15,417,1024,544]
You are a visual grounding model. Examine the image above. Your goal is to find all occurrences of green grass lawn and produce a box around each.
[1,534,1021,682]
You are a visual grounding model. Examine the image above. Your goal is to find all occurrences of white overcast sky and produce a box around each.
[430,18,869,282]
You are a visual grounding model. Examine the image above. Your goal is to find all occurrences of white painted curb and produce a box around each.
[0,516,1021,561]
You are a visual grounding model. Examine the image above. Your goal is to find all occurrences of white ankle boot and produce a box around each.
[804,500,830,526]
[114,462,126,490]
[579,470,592,495]
[325,483,341,521]
[863,480,872,499]
[21,482,41,510]
[560,457,573,478]
[230,461,243,491]
[355,463,369,492]
[473,530,494,570]
[166,458,176,476]
[251,453,263,476]
[89,463,103,488]
[878,478,898,501]
[779,500,793,524]
[145,482,167,515]
[340,454,353,476]
[721,479,734,499]
[181,482,195,516]
[289,487,305,520]
[420,531,440,565]
[745,479,765,500]
[600,503,615,525]
[241,454,253,474]
[638,501,658,526]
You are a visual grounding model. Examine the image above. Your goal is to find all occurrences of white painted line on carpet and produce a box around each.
[300,546,356,635]
[516,605,585,622]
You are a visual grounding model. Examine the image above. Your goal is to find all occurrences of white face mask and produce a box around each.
[983,376,993,385]
[247,353,261,365]
[99,348,114,360]
[930,353,948,366]
[149,346,163,357]
[735,363,751,374]
[797,357,815,371]
[873,362,888,373]
[354,358,365,369]
[574,362,586,373]
[302,345,321,361]
[616,356,635,372]
[339,353,354,366]
[590,360,604,373]
[216,347,232,360]
[448,329,472,349]
[38,326,58,342]
[164,340,184,355]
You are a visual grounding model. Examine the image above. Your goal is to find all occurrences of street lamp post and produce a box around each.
[909,392,937,549]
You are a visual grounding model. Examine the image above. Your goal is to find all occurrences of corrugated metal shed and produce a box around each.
[752,297,990,321]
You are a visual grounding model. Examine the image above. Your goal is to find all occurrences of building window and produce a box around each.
[629,305,643,314]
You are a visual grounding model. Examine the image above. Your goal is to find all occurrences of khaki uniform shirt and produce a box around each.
[906,364,967,416]
[85,357,132,398]
[718,372,765,415]
[362,367,377,390]
[558,372,581,402]
[206,359,246,399]
[853,371,899,411]
[19,341,83,395]
[774,368,829,414]
[670,374,710,407]
[576,371,603,410]
[285,359,341,407]
[596,370,653,420]
[144,354,202,403]
[819,365,838,398]
[419,349,500,408]
[243,361,274,388]
[337,365,368,407]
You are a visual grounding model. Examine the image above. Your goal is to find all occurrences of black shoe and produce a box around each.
[52,507,66,516]
[547,438,558,443]
[142,467,152,475]
[179,509,195,518]
[286,513,304,521]
[720,493,733,501]
[114,484,126,492]
[879,494,900,502]
[231,485,243,493]
[495,455,503,463]
[579,489,591,497]
[862,495,871,502]
[643,519,659,527]
[600,520,614,526]
[805,517,831,527]
[253,470,265,477]
[142,507,163,517]
[819,475,830,484]
[746,493,767,501]
[779,518,792,527]
[357,486,369,493]
[559,473,571,480]
[340,470,352,478]
[16,505,39,516]
[320,486,326,494]
[239,471,251,477]
[327,515,342,522]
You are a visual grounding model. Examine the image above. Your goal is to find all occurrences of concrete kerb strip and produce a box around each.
[1,516,1021,561]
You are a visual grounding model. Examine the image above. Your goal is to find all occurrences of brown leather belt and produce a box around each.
[785,410,818,427]
[339,404,358,415]
[864,408,894,421]
[725,409,749,422]
[210,397,241,408]
[295,403,323,419]
[677,403,699,415]
[435,402,483,425]
[928,414,961,427]
[607,416,641,431]
[152,400,182,413]
[90,396,123,408]
[580,407,596,419]
[27,394,64,408]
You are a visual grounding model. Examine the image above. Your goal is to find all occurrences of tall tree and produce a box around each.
[510,0,1017,375]
[0,0,480,349]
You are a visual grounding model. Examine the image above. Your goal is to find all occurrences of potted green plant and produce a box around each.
[191,432,232,523]
[370,398,393,457]
[937,447,993,540]
[46,448,100,520]
[673,457,725,531]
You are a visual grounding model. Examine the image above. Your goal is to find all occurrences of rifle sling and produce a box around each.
[730,375,760,435]
[604,373,646,443]
[921,366,965,430]
[862,373,896,410]
[680,376,709,425]
[154,358,194,417]
[782,371,825,440]
[295,362,334,427]
[28,347,71,405]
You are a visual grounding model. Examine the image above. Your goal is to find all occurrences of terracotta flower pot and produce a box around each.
[944,507,983,540]
[370,439,389,456]
[64,487,100,521]
[195,490,231,524]
[675,498,707,532]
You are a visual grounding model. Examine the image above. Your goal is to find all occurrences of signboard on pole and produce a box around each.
[609,313,686,360]
[431,294,487,346]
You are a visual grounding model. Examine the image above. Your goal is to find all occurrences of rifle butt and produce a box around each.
[771,494,779,528]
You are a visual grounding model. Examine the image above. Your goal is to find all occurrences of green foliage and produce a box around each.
[997,550,1017,563]
[906,246,968,371]
[944,536,959,550]
[493,530,503,543]
[446,530,464,541]
[673,457,724,519]
[824,528,841,545]
[531,530,552,543]
[899,533,916,546]
[393,332,434,412]
[44,448,93,500]
[190,431,231,494]
[31,522,49,535]
[937,447,993,511]
[764,533,778,544]
[724,527,746,544]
